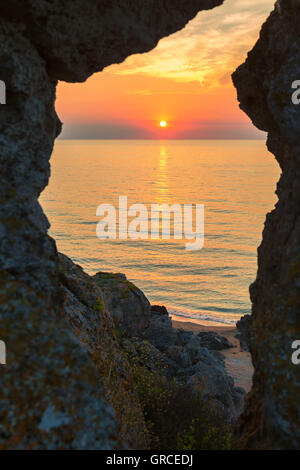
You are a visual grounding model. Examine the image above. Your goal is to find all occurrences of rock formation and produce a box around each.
[63,255,244,423]
[59,254,149,449]
[0,0,299,450]
[93,272,151,336]
[236,314,251,351]
[232,0,300,449]
[0,0,223,449]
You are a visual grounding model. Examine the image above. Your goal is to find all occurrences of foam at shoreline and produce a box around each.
[167,307,238,327]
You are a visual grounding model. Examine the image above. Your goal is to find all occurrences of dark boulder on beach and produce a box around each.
[236,315,251,352]
[106,291,246,420]
[197,331,234,351]
[151,305,169,316]
[93,272,151,337]
[197,331,233,351]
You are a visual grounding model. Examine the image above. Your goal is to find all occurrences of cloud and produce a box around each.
[107,0,275,87]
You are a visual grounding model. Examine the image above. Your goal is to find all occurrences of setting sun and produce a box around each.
[159,121,167,128]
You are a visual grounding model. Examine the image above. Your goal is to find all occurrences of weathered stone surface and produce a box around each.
[236,314,251,351]
[141,308,244,419]
[92,267,245,420]
[59,254,149,449]
[0,0,224,449]
[233,0,300,449]
[197,331,234,351]
[186,352,245,419]
[0,0,223,83]
[93,272,151,336]
[0,270,116,450]
[151,305,169,316]
[0,19,117,451]
[59,255,243,438]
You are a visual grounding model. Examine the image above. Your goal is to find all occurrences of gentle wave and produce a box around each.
[167,307,237,326]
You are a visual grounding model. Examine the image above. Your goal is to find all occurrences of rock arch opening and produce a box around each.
[43,0,278,329]
[0,0,298,450]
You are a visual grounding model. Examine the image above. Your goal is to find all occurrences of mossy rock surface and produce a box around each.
[59,253,149,449]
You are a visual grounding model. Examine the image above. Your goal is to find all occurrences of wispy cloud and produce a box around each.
[56,0,275,139]
[108,0,275,88]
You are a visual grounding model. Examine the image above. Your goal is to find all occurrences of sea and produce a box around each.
[40,140,280,326]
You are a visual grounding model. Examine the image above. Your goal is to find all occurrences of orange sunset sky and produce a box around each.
[57,0,275,140]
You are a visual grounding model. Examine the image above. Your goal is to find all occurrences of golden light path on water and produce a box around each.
[41,140,280,326]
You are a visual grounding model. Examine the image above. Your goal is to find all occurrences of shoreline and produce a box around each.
[172,318,254,393]
[170,313,236,328]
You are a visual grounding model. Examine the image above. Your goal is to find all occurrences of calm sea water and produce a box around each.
[40,140,280,326]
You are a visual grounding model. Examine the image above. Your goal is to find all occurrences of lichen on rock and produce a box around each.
[233,0,300,449]
[59,253,149,449]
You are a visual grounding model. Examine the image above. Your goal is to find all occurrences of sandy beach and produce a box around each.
[172,317,254,393]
